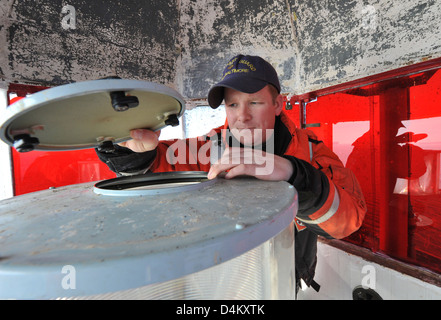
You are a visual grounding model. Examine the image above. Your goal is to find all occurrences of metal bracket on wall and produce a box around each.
[294,97,319,129]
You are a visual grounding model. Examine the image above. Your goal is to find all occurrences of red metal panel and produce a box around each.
[286,58,441,274]
[11,148,116,195]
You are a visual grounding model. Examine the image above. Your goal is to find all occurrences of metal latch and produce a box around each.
[293,97,319,129]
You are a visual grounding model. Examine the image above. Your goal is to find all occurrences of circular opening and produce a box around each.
[93,171,215,196]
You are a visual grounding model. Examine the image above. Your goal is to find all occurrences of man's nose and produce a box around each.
[237,104,252,121]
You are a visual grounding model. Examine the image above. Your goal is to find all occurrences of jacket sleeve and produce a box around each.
[285,139,367,239]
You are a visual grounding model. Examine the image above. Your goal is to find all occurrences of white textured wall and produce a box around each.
[298,241,441,300]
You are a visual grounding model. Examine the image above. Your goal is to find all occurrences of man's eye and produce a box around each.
[227,103,237,107]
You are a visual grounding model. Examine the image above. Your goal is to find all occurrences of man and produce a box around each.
[96,54,367,292]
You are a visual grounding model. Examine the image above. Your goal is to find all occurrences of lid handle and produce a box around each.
[165,114,179,127]
[13,134,40,152]
[110,91,139,112]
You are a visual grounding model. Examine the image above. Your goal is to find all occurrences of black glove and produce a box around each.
[95,144,157,175]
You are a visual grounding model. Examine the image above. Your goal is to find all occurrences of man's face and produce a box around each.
[224,85,283,146]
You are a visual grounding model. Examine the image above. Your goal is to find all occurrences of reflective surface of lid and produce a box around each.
[0,79,185,151]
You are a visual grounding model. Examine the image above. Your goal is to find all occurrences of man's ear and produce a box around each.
[274,94,284,116]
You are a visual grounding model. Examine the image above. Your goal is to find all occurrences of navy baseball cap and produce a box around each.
[208,55,281,109]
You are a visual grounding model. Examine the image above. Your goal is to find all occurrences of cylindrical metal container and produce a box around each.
[0,174,297,299]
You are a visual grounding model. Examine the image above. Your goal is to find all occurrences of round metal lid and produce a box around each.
[0,79,185,151]
[0,177,297,299]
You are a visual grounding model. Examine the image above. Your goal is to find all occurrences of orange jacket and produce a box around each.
[146,112,366,240]
[96,111,366,289]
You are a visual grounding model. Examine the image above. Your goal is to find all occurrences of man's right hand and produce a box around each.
[118,129,161,153]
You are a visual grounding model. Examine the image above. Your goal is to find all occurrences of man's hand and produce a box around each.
[207,147,293,181]
[118,129,161,153]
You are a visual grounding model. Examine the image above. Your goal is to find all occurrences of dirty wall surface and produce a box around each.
[1,0,441,99]
[0,0,180,87]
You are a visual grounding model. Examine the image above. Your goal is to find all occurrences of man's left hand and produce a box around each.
[207,147,293,181]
